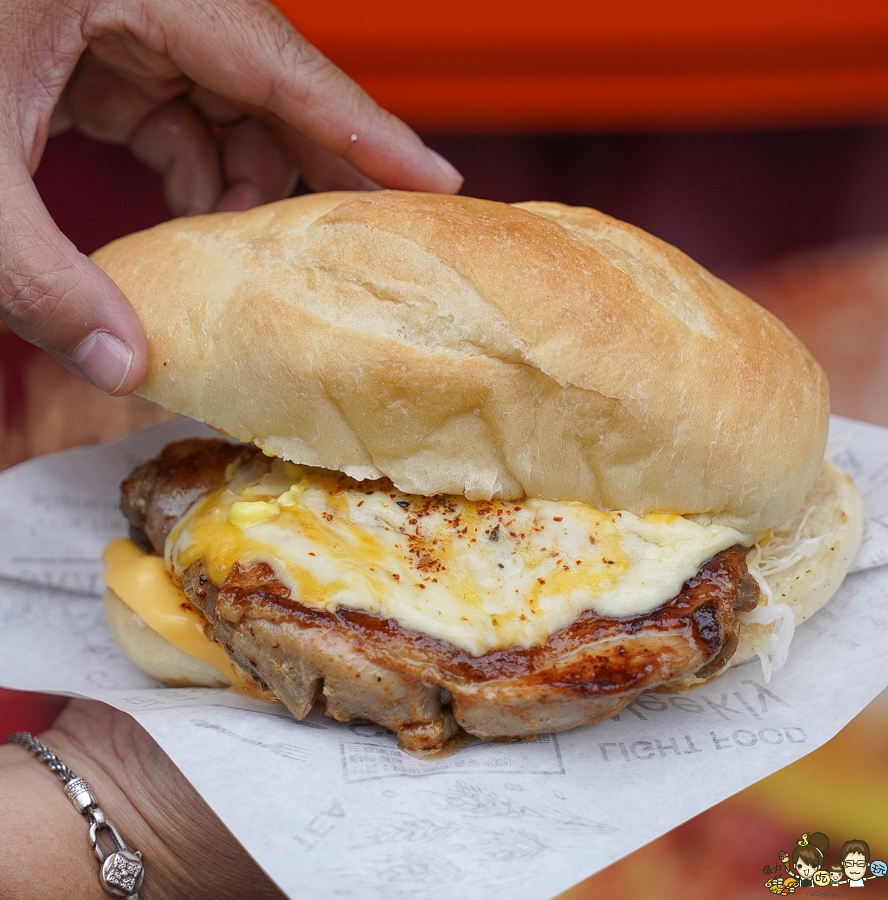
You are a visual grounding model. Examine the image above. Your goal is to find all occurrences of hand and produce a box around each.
[0,0,462,396]
[1,698,286,899]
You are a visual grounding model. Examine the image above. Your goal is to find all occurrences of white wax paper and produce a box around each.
[0,416,886,900]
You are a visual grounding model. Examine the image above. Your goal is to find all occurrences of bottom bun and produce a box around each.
[104,587,232,688]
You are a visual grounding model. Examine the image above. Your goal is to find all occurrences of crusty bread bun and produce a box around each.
[94,192,866,742]
[91,191,829,533]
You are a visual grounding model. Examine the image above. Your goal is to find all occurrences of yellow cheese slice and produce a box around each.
[103,537,249,687]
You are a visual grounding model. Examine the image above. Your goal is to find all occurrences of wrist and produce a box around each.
[40,700,287,900]
[0,744,107,900]
[34,721,171,900]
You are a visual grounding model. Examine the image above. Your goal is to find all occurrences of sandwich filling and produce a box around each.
[106,439,773,749]
[162,455,753,656]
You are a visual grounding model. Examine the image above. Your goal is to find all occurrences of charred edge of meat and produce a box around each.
[121,439,252,554]
[183,546,751,686]
[176,545,753,750]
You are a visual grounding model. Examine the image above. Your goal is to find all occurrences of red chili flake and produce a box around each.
[563,565,569,571]
[589,536,597,544]
[357,500,364,507]
[418,583,426,589]
[391,573,400,580]
[537,578,546,585]
[576,560,582,565]
[519,614,526,620]
[553,516,563,522]
[308,552,316,557]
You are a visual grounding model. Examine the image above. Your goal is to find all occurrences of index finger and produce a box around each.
[104,0,463,193]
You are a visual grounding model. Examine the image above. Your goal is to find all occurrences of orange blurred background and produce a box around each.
[3,2,888,897]
[275,0,888,131]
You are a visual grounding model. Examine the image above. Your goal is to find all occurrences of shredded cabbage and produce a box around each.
[743,507,834,681]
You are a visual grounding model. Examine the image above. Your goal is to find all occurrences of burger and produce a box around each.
[93,191,864,751]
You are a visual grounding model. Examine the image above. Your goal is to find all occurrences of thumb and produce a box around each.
[0,160,147,395]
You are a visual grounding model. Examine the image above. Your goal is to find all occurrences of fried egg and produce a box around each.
[167,460,752,656]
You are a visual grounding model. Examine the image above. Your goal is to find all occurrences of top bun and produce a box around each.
[91,191,828,531]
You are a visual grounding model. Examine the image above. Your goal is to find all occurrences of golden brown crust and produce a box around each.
[91,191,828,531]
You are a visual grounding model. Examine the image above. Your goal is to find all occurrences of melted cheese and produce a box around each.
[103,538,250,686]
[169,460,752,656]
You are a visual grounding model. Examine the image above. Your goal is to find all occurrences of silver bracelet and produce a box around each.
[5,731,145,899]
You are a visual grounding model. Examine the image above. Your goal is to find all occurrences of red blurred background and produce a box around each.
[3,2,888,896]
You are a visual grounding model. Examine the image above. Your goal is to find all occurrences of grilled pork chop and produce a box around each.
[121,440,759,751]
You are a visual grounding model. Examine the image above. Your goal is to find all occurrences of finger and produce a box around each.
[129,98,225,216]
[64,54,223,215]
[0,157,146,395]
[48,94,74,137]
[272,124,380,192]
[126,0,463,193]
[188,86,249,127]
[64,48,187,143]
[214,118,298,212]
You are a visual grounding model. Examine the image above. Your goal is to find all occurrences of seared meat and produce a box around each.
[122,439,249,553]
[122,440,758,751]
